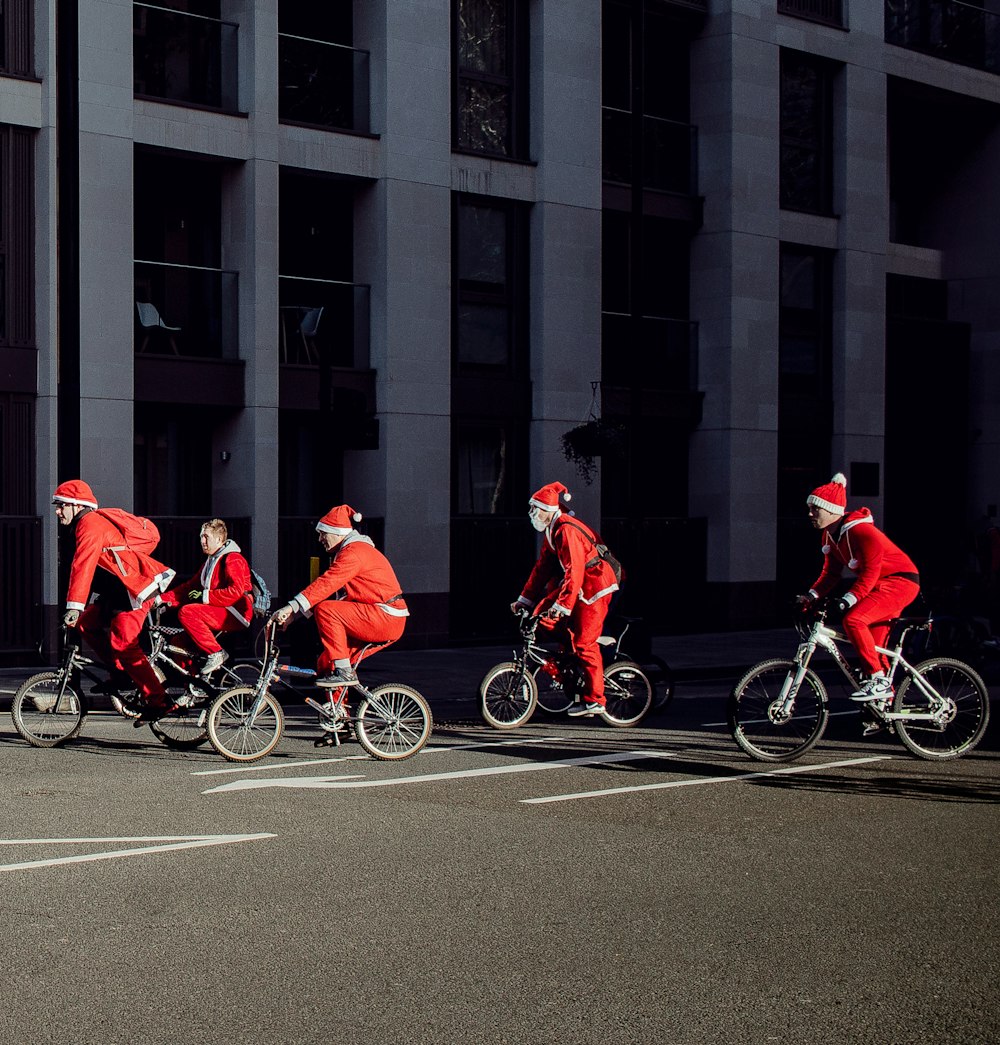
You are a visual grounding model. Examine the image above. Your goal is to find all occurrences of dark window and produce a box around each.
[0,392,34,513]
[454,0,529,158]
[454,422,515,515]
[1,0,33,77]
[0,125,34,348]
[454,196,527,372]
[134,407,213,516]
[777,0,844,29]
[777,244,833,517]
[780,50,836,215]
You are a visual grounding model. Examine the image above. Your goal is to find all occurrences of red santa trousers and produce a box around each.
[841,576,920,675]
[312,601,405,674]
[78,603,166,700]
[538,597,610,704]
[177,603,245,655]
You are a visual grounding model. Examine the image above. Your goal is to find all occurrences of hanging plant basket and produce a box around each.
[561,420,626,485]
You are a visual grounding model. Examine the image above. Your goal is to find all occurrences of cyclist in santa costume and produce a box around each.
[512,481,619,717]
[53,479,176,720]
[271,504,408,688]
[797,472,921,702]
[160,518,252,675]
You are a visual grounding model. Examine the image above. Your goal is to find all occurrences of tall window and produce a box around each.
[454,422,515,515]
[1,0,33,76]
[454,196,527,371]
[0,125,34,349]
[454,0,529,158]
[779,50,836,214]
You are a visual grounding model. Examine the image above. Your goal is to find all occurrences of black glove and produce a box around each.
[833,597,851,615]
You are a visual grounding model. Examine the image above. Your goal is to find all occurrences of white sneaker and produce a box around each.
[200,650,229,675]
[850,676,893,702]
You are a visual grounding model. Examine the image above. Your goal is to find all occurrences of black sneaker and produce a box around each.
[133,699,177,726]
[316,668,359,689]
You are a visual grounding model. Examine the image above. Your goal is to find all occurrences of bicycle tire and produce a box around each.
[728,659,829,762]
[354,683,433,760]
[893,657,990,761]
[479,662,538,729]
[206,686,284,763]
[11,673,86,747]
[599,660,653,727]
[644,655,675,710]
[532,664,575,715]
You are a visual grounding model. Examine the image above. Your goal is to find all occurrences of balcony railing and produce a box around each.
[886,0,1000,74]
[602,313,699,391]
[133,2,239,110]
[603,109,698,196]
[778,0,845,28]
[279,34,370,133]
[278,277,371,369]
[134,260,239,359]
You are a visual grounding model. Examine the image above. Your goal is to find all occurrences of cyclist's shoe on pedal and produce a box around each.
[199,650,229,675]
[133,697,177,726]
[316,668,359,689]
[850,676,894,702]
[568,699,605,717]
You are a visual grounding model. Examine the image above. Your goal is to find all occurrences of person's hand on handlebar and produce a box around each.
[270,604,296,629]
[62,609,80,629]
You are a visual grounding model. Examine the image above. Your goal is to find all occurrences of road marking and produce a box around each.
[202,749,675,794]
[0,833,276,872]
[521,755,893,804]
[191,736,560,777]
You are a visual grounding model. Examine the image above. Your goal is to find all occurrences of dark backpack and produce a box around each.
[248,567,272,617]
[557,517,624,586]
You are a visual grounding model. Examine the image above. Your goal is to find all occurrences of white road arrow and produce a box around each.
[0,833,276,871]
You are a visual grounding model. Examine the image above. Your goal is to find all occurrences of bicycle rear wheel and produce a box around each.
[150,700,210,750]
[206,686,284,763]
[893,657,990,760]
[479,662,538,729]
[600,660,653,727]
[533,665,574,714]
[354,683,433,760]
[645,656,675,710]
[12,673,86,747]
[728,659,828,762]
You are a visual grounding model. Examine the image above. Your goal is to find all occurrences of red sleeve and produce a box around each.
[549,524,590,612]
[844,527,887,602]
[65,514,105,610]
[809,540,843,600]
[295,547,363,610]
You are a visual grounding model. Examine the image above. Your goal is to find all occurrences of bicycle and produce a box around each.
[10,610,258,750]
[478,608,656,729]
[205,618,434,763]
[727,603,990,762]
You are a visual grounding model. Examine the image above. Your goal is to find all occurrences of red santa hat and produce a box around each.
[806,472,847,516]
[316,504,363,535]
[529,482,571,512]
[52,479,99,509]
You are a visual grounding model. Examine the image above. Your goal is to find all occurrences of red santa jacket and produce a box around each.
[65,509,175,612]
[809,508,920,606]
[161,540,253,627]
[517,512,619,617]
[291,534,408,618]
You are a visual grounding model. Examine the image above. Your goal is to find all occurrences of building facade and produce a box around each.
[1,0,998,658]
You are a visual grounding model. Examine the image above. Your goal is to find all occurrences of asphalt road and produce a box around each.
[1,683,998,1045]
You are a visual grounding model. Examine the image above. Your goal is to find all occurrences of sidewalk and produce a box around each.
[0,626,795,720]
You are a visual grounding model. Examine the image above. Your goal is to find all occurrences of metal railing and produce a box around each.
[133,3,239,110]
[778,0,845,27]
[134,261,239,359]
[602,313,699,391]
[277,277,371,369]
[279,33,370,133]
[885,0,1000,74]
[603,109,699,196]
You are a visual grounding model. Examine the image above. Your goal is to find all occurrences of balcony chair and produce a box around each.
[298,306,323,364]
[136,301,181,354]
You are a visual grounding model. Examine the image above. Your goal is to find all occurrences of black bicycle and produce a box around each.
[479,609,657,729]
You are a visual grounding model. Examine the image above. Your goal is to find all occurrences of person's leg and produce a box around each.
[843,578,921,678]
[108,605,166,701]
[313,602,405,676]
[177,603,233,655]
[568,600,609,706]
[77,604,114,668]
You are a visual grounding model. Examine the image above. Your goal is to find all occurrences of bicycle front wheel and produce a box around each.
[533,665,574,714]
[728,659,828,762]
[12,673,86,747]
[479,662,538,729]
[893,657,990,761]
[206,686,284,763]
[355,683,433,760]
[600,660,653,727]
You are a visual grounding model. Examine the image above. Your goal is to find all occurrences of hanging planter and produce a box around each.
[561,419,625,485]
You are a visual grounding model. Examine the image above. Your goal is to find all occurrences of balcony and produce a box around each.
[603,109,699,197]
[602,313,698,391]
[278,277,376,428]
[279,34,370,133]
[778,0,845,28]
[886,0,1000,74]
[133,2,239,111]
